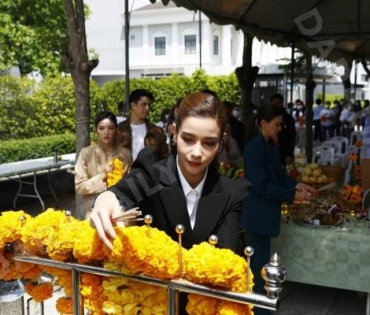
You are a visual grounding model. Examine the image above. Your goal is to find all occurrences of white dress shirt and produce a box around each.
[176,156,207,229]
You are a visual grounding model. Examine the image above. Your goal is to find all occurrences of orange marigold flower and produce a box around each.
[25,282,53,302]
[355,140,363,147]
[349,153,357,161]
[56,297,74,315]
[352,185,362,195]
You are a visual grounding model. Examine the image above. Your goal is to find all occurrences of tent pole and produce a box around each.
[290,42,295,103]
[124,0,130,113]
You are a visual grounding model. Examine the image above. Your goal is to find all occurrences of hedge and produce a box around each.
[0,69,242,162]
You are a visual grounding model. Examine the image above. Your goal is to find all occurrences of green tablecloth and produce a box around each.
[271,218,370,293]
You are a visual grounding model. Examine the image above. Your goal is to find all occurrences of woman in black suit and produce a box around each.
[89,92,249,314]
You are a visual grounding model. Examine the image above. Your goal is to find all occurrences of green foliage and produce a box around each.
[0,133,75,163]
[0,0,68,76]
[0,70,242,142]
[0,75,37,139]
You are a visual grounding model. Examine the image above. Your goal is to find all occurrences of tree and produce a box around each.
[0,0,68,76]
[1,0,98,218]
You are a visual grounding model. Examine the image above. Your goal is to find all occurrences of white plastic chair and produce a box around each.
[344,145,359,169]
[314,145,335,165]
[322,140,343,166]
[331,136,349,154]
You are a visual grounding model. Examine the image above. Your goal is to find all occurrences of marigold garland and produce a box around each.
[80,273,106,315]
[25,281,54,302]
[107,158,126,188]
[2,209,257,315]
[105,226,182,279]
[186,294,253,315]
[0,210,41,281]
[102,277,167,315]
[21,209,69,256]
[184,242,252,292]
[56,296,74,315]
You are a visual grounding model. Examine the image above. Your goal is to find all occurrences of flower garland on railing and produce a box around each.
[0,209,254,315]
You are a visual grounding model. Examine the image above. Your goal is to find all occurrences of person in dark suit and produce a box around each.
[88,92,250,314]
[240,104,315,315]
[270,93,296,166]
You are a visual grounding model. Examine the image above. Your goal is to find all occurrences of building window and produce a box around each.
[213,35,219,55]
[155,37,166,56]
[184,35,196,54]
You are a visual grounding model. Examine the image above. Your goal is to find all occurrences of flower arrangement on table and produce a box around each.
[0,209,254,315]
[342,141,363,213]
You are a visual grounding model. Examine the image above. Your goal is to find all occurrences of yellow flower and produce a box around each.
[73,220,106,264]
[184,242,252,292]
[21,209,69,256]
[107,158,126,187]
[105,226,181,279]
[81,273,106,315]
[44,215,83,262]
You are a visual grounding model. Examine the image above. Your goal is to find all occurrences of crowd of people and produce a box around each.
[75,89,370,315]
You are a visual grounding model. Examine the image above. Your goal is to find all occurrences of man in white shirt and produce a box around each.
[117,89,168,161]
[320,101,334,141]
[313,98,324,142]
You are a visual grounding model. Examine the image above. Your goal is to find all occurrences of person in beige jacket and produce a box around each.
[75,111,132,214]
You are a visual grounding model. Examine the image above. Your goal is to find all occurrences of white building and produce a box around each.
[85,0,370,101]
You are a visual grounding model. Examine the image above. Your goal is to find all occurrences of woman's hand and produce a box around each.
[87,190,122,249]
[105,164,114,174]
[295,182,317,201]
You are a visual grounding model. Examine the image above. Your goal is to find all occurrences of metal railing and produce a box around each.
[15,254,285,315]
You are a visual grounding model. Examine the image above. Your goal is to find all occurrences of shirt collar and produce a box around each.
[176,155,208,196]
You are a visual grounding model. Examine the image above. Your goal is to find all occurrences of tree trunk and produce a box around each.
[235,33,259,138]
[63,0,98,218]
[341,58,353,105]
[304,52,316,163]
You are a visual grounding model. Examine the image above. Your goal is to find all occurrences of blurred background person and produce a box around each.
[117,89,168,161]
[240,103,315,315]
[270,93,296,166]
[320,100,334,141]
[75,111,132,215]
[313,98,324,142]
[224,101,245,153]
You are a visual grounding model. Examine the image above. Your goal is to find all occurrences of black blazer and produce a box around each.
[110,148,249,251]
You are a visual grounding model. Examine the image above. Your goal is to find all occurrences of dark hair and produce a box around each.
[129,89,154,109]
[94,111,117,129]
[200,88,218,97]
[245,104,286,144]
[270,93,284,103]
[315,98,322,105]
[175,92,226,140]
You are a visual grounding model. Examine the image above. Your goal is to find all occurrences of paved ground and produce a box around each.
[1,190,368,315]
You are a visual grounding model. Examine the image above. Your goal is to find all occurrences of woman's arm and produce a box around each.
[75,148,109,195]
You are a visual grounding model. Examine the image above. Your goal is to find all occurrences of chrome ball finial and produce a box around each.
[244,246,254,258]
[261,253,287,299]
[144,214,153,225]
[175,224,185,234]
[208,235,218,246]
